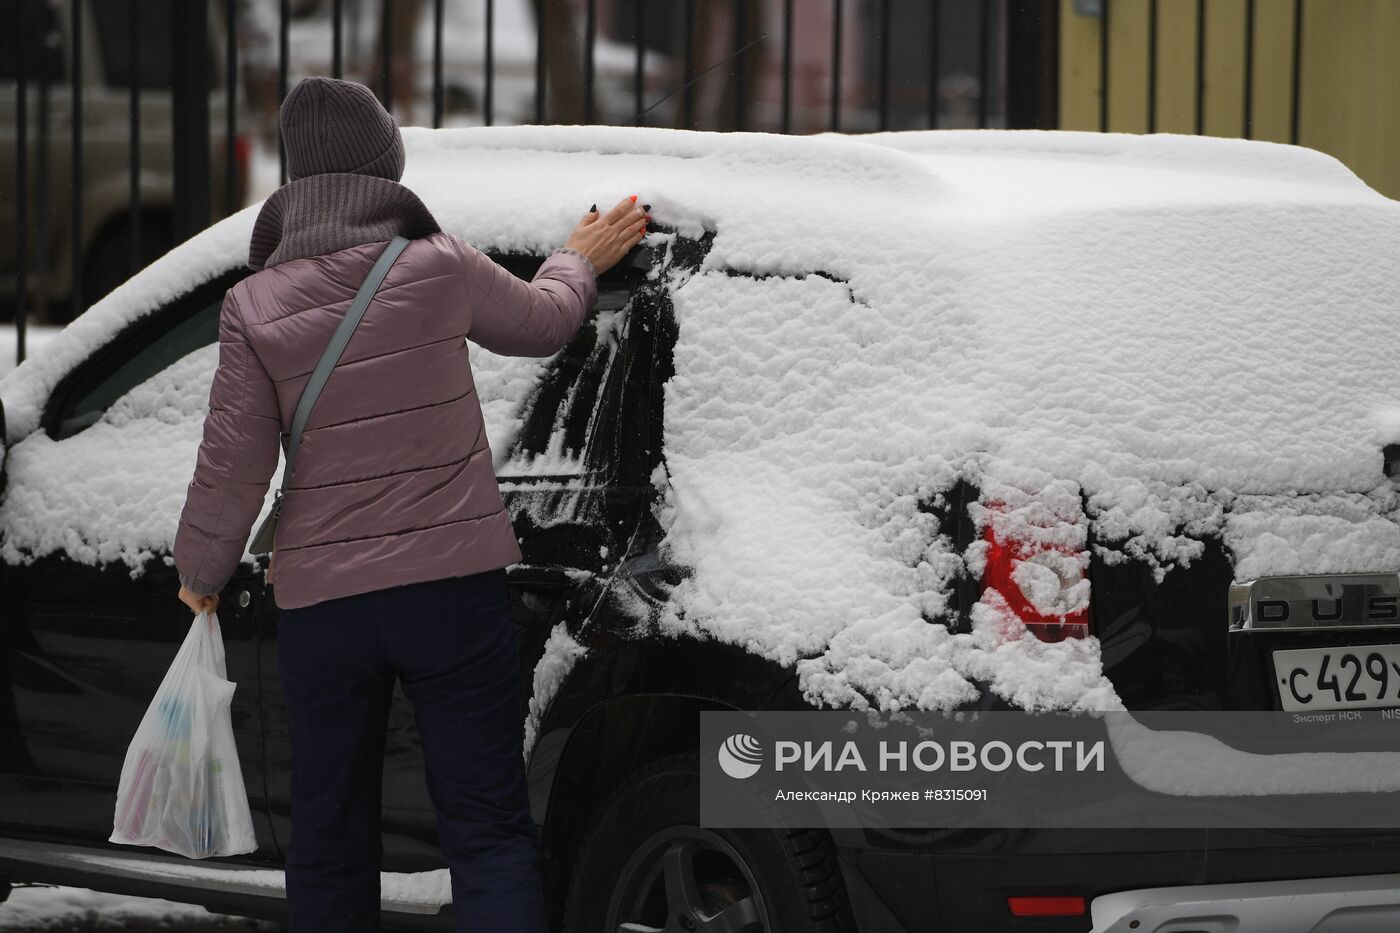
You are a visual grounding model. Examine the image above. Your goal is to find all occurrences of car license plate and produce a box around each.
[1273,645,1400,712]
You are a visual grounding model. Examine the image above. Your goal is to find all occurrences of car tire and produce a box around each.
[561,753,856,933]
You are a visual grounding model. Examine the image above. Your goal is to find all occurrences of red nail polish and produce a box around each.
[630,194,638,203]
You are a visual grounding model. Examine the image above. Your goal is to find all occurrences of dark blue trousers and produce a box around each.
[275,567,547,932]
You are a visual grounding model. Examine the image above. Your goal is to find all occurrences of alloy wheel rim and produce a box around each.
[606,825,769,933]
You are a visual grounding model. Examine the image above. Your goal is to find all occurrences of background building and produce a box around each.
[1059,0,1400,200]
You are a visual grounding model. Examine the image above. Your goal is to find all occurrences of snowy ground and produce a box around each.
[0,884,281,931]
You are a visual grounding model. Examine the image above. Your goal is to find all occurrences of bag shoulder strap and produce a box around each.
[276,235,411,492]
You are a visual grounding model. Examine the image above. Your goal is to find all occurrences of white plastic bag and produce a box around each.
[109,609,258,858]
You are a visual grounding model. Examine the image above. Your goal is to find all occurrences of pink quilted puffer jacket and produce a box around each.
[173,187,598,610]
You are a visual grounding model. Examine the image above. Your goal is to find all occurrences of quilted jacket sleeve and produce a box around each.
[173,288,283,597]
[456,237,599,357]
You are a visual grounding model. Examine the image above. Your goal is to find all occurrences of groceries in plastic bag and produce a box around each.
[109,609,257,858]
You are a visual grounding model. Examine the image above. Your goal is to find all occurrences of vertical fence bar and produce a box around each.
[332,0,344,78]
[1147,0,1158,132]
[780,0,793,133]
[830,0,842,131]
[129,0,142,273]
[927,0,940,129]
[633,1,645,125]
[16,0,27,361]
[279,0,290,183]
[1097,0,1109,132]
[225,0,238,216]
[433,0,445,126]
[381,0,393,110]
[485,0,495,125]
[734,0,747,131]
[1194,0,1205,135]
[171,0,211,241]
[70,0,83,319]
[1006,0,1056,129]
[977,0,990,128]
[1289,0,1302,144]
[682,0,695,128]
[877,0,891,131]
[1242,0,1253,138]
[535,0,546,123]
[585,0,596,123]
[36,61,50,335]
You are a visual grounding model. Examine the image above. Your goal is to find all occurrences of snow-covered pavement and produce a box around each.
[0,883,282,930]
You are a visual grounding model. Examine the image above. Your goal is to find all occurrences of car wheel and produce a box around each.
[562,753,855,933]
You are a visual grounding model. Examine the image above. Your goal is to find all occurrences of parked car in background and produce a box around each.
[283,0,672,129]
[3,125,1400,932]
[0,0,248,326]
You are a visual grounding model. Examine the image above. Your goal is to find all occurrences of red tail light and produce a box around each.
[979,498,1091,643]
[1006,895,1087,917]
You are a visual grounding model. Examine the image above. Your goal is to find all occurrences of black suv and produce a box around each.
[4,129,1400,933]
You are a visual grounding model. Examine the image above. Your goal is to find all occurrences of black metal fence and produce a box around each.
[5,0,1061,365]
[1096,0,1306,141]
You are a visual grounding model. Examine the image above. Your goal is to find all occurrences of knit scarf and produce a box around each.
[247,172,442,270]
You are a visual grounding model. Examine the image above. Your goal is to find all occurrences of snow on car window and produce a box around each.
[0,206,258,441]
[0,346,218,572]
[467,342,552,471]
[101,345,219,429]
[0,338,549,574]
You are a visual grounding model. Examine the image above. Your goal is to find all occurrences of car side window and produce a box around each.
[493,257,640,482]
[49,275,241,440]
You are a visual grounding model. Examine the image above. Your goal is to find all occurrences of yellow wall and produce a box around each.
[1059,0,1400,200]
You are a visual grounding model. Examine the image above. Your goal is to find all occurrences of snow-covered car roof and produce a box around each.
[4,125,1399,716]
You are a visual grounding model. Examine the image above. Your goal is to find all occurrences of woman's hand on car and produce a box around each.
[564,196,650,275]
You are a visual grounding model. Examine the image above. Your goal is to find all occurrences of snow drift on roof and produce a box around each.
[861,128,1370,190]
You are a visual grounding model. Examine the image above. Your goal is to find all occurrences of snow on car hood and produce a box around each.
[4,126,1400,717]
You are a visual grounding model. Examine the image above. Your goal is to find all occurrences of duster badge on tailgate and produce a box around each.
[1229,573,1400,631]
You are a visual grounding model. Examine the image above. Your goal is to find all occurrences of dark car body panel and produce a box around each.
[0,553,277,857]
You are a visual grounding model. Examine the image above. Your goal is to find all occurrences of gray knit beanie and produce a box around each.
[279,76,405,182]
